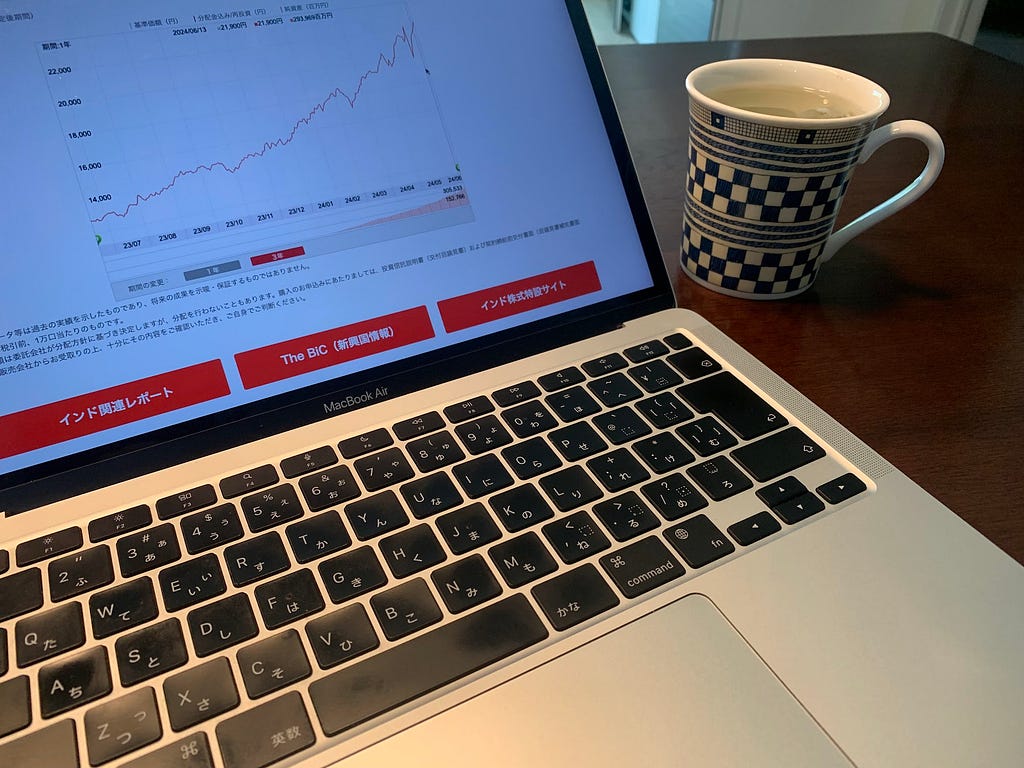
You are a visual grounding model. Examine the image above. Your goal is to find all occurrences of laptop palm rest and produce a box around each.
[340,593,854,767]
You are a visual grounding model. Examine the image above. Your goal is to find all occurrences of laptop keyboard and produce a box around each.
[0,331,867,767]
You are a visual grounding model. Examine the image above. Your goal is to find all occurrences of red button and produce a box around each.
[0,360,231,460]
[251,246,305,266]
[437,261,602,333]
[234,306,435,390]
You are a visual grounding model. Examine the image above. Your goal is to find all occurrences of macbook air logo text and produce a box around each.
[324,387,390,414]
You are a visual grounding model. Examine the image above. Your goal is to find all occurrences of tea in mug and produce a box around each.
[705,85,862,119]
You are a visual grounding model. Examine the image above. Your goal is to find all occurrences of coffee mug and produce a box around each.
[680,59,944,299]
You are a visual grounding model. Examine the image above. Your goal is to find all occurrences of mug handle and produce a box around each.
[820,120,944,262]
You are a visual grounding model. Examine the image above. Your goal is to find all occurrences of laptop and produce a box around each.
[1,1,1021,766]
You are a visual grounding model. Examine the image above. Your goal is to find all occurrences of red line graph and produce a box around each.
[91,23,417,223]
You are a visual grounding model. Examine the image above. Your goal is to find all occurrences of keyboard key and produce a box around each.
[216,692,315,768]
[305,604,380,669]
[254,569,325,629]
[593,492,661,541]
[180,503,244,554]
[538,366,585,391]
[286,510,351,562]
[641,473,709,520]
[163,657,239,731]
[339,428,393,459]
[581,352,628,376]
[240,483,303,533]
[280,445,338,478]
[345,490,409,540]
[686,456,754,501]
[543,511,611,563]
[548,421,607,461]
[664,515,735,568]
[84,687,162,765]
[115,618,188,686]
[455,415,513,455]
[188,594,259,657]
[48,544,114,601]
[15,601,85,667]
[676,415,738,456]
[310,595,547,736]
[592,406,652,445]
[502,436,563,479]
[90,577,159,639]
[600,537,684,598]
[437,503,502,555]
[406,431,465,472]
[393,411,445,439]
[452,454,514,498]
[623,339,668,362]
[379,524,447,578]
[444,396,495,422]
[16,526,82,566]
[319,546,388,604]
[89,505,152,542]
[237,629,312,699]
[0,568,44,621]
[531,564,620,630]
[0,675,31,737]
[0,548,8,575]
[225,532,290,587]
[501,401,559,438]
[756,476,808,509]
[586,448,651,492]
[0,720,78,768]
[731,426,825,482]
[728,511,782,546]
[156,485,217,520]
[0,627,6,676]
[298,466,361,511]
[678,372,787,439]
[122,733,214,768]
[159,553,227,611]
[587,373,643,406]
[489,484,555,533]
[431,555,503,613]
[491,381,542,407]
[628,359,684,393]
[489,532,558,587]
[220,465,279,498]
[632,433,694,474]
[539,466,603,511]
[635,392,693,429]
[666,346,722,379]
[370,578,443,641]
[773,492,827,524]
[354,447,415,492]
[400,472,463,519]
[546,385,601,422]
[817,473,868,504]
[117,523,181,578]
[664,332,692,350]
[39,646,112,717]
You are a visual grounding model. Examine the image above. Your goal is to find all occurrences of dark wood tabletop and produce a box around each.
[599,33,1024,564]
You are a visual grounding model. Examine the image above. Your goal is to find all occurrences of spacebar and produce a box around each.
[309,594,549,736]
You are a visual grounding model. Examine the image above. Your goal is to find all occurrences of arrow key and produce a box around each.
[727,511,782,546]
[817,473,868,505]
[773,492,826,524]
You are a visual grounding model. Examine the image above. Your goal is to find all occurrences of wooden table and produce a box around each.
[600,33,1024,563]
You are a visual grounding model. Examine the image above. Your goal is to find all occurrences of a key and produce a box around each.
[444,395,495,422]
[631,433,695,474]
[286,511,351,562]
[623,339,669,362]
[545,385,601,422]
[501,436,563,479]
[728,511,783,546]
[539,466,603,511]
[641,473,709,520]
[592,406,652,445]
[16,527,82,566]
[370,578,442,641]
[49,541,114,603]
[501,401,559,438]
[180,503,244,554]
[667,346,722,379]
[15,601,85,667]
[115,618,188,686]
[676,415,738,456]
[225,532,290,587]
[354,447,416,492]
[664,515,736,568]
[593,492,661,541]
[489,532,558,588]
[635,392,693,429]
[548,421,608,461]
[538,366,585,391]
[39,646,113,717]
[345,490,409,540]
[586,448,651,492]
[587,373,644,406]
[339,428,393,459]
[678,371,787,439]
[393,411,445,439]
[542,511,611,563]
[664,332,693,350]
[491,381,542,407]
[627,359,683,393]
[318,546,388,604]
[686,455,754,501]
[0,628,7,676]
[305,604,380,669]
[488,484,555,533]
[431,555,503,614]
[156,485,217,520]
[280,445,338,478]
[159,554,226,611]
[90,577,158,638]
[0,720,78,768]
[187,594,259,657]
[0,675,31,738]
[436,503,502,555]
[379,525,447,578]
[773,492,826,524]
[455,415,513,455]
[531,564,620,630]
[298,465,360,511]
[220,465,279,498]
[406,431,465,472]
[581,353,628,376]
[731,427,825,482]
[162,657,239,731]
[240,483,303,533]
[254,569,326,629]
[756,476,808,508]
[121,733,215,768]
[237,629,312,699]
[89,505,152,542]
[400,472,463,518]
[309,595,547,736]
[817,473,868,504]
[216,692,315,768]
[84,686,161,765]
[600,537,684,598]
[117,523,181,578]
[451,454,514,498]
[0,568,43,621]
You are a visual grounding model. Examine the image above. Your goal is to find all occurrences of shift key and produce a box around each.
[216,691,314,768]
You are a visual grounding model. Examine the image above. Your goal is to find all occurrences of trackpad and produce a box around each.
[342,594,853,767]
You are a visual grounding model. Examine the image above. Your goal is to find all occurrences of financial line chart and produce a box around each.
[43,4,470,293]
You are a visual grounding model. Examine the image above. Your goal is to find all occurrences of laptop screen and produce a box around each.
[0,1,667,501]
